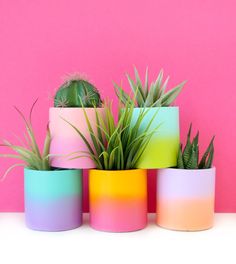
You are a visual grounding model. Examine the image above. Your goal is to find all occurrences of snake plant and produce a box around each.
[54,73,102,107]
[114,67,186,107]
[177,124,215,169]
[63,100,160,170]
[0,99,51,180]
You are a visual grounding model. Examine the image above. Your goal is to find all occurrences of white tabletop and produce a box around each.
[0,213,235,264]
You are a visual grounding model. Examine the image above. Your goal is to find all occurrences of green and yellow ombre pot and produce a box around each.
[131,107,179,169]
[24,169,82,231]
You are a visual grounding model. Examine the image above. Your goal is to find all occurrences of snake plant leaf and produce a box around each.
[177,144,184,169]
[176,123,215,170]
[199,136,215,169]
[204,145,214,169]
[183,124,192,166]
[186,146,198,169]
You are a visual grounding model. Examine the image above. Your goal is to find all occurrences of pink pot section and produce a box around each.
[49,107,105,169]
[157,168,216,231]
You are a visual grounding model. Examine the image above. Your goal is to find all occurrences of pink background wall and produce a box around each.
[0,0,235,212]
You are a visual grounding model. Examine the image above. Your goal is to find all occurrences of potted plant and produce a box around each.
[0,100,82,231]
[64,100,159,232]
[49,73,104,169]
[114,67,186,168]
[156,124,215,231]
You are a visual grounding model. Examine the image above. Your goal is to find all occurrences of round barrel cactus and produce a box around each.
[54,75,102,107]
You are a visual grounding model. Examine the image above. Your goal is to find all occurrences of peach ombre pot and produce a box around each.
[157,167,216,231]
[89,169,147,232]
[49,107,104,169]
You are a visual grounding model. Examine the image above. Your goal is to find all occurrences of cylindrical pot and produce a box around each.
[131,107,179,169]
[89,169,147,232]
[49,107,105,169]
[24,168,82,231]
[157,167,216,231]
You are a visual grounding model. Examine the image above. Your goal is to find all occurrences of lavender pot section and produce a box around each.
[157,167,216,199]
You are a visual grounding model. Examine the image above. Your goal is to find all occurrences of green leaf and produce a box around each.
[177,144,184,168]
[160,81,186,106]
[144,67,149,97]
[204,145,214,169]
[183,124,192,167]
[126,73,145,107]
[199,136,215,169]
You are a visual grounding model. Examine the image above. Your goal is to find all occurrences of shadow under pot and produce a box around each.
[89,169,147,232]
[49,107,105,169]
[156,167,216,231]
[131,107,180,169]
[24,168,82,231]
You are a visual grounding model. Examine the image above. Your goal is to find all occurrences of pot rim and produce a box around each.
[89,168,146,173]
[158,166,216,172]
[24,168,81,174]
[133,106,179,109]
[49,107,104,110]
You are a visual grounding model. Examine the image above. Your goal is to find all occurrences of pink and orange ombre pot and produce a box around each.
[157,167,216,231]
[89,169,147,232]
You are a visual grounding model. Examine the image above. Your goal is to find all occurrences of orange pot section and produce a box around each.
[89,169,147,232]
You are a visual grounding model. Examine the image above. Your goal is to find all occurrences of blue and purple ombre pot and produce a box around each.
[24,168,82,231]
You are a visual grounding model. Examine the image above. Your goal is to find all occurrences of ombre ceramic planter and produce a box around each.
[24,168,82,231]
[157,168,216,231]
[49,107,105,169]
[89,169,147,232]
[131,107,179,169]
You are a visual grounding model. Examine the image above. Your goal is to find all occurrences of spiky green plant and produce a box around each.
[0,99,51,180]
[177,124,215,169]
[54,73,102,107]
[63,100,160,170]
[114,67,186,107]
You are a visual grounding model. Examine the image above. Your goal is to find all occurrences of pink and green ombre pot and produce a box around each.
[49,107,105,169]
[157,168,216,231]
[24,168,82,231]
[131,107,179,169]
[89,169,147,232]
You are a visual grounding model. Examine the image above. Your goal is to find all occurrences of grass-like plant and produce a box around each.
[63,100,160,170]
[0,99,51,180]
[114,67,186,107]
[177,124,215,169]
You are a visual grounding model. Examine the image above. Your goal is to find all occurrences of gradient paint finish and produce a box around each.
[89,169,147,232]
[49,107,105,169]
[131,107,179,169]
[24,169,82,231]
[157,168,216,231]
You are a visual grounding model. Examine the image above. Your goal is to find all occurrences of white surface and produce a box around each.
[0,213,235,264]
